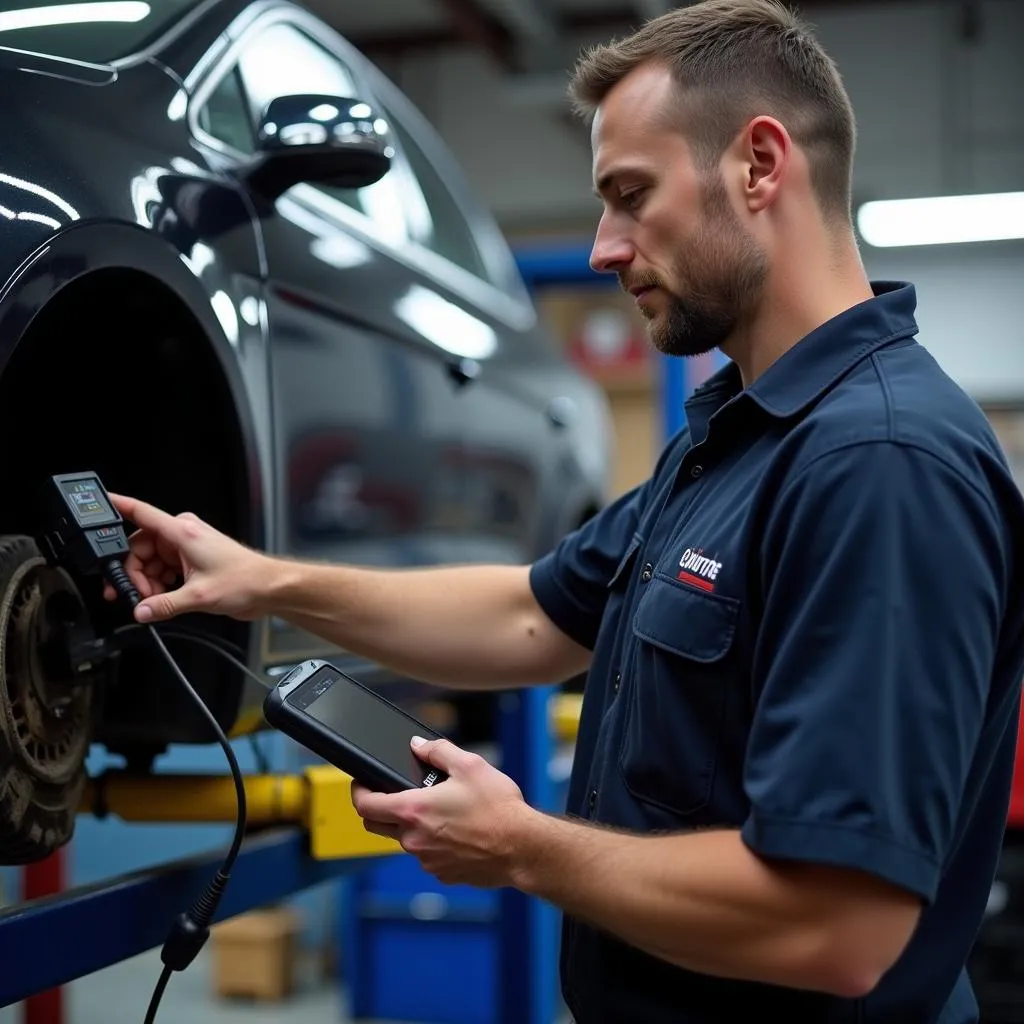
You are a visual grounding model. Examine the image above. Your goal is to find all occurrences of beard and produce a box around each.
[627,176,768,359]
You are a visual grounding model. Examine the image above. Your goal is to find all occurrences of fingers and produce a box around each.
[125,533,158,564]
[101,550,160,603]
[100,495,196,614]
[133,584,199,623]
[351,783,412,846]
[101,547,174,603]
[351,781,407,825]
[411,736,472,774]
[109,494,191,542]
[362,820,401,842]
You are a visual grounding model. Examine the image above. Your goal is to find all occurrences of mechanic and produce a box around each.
[105,1,1024,1021]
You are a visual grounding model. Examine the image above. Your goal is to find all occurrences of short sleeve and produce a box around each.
[740,440,1006,903]
[529,479,651,651]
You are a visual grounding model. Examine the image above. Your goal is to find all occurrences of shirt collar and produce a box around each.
[685,281,919,424]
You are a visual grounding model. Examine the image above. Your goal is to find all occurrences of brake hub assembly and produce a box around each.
[0,535,98,863]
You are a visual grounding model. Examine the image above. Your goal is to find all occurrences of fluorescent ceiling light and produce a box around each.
[0,1,149,32]
[857,191,1024,247]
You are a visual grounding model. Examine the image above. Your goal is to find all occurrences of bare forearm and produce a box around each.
[260,560,589,688]
[508,813,919,996]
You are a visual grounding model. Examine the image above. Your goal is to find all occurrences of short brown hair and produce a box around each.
[569,0,856,220]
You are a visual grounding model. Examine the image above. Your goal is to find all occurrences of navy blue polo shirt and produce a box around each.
[529,282,1024,1024]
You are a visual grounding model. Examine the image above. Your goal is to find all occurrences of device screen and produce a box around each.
[61,478,115,526]
[289,668,431,785]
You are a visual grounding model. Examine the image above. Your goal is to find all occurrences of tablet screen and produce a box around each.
[289,668,433,785]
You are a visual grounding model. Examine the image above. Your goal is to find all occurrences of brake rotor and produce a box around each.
[0,550,95,787]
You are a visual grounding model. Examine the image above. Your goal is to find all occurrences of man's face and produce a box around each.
[589,64,768,358]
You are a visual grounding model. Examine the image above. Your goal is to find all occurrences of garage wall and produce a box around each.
[862,240,1024,403]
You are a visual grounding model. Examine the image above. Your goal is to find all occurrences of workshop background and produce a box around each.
[1,0,1023,1022]
[360,0,1024,500]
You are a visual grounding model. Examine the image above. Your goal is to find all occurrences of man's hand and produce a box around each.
[351,737,533,888]
[101,493,272,622]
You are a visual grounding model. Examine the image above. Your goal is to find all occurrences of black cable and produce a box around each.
[143,965,172,1024]
[103,561,248,1024]
[164,625,248,661]
[109,624,276,773]
[157,628,271,692]
[157,629,274,775]
[146,625,247,870]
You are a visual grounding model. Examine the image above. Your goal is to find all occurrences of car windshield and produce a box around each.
[0,0,206,63]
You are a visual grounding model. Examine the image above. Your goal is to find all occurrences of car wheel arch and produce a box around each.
[0,224,267,813]
[0,221,269,552]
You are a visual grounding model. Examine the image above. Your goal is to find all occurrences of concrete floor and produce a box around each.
[0,946,402,1024]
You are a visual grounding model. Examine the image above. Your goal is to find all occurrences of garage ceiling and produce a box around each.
[302,0,952,67]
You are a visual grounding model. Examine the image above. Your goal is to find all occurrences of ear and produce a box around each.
[740,116,790,213]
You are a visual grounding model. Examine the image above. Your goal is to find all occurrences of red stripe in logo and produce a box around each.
[677,571,714,591]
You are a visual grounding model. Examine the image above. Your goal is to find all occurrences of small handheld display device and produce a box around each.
[41,471,131,575]
[263,660,448,793]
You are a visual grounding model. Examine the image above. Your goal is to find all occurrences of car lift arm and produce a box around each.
[79,763,396,861]
[0,765,399,1008]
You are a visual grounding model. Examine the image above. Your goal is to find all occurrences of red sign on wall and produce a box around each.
[568,307,649,376]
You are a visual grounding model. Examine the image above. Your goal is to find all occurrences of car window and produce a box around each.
[195,67,255,155]
[191,15,523,305]
[229,21,416,247]
[378,105,492,284]
[234,22,360,120]
[0,0,205,63]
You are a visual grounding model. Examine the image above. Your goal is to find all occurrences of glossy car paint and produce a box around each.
[0,0,612,749]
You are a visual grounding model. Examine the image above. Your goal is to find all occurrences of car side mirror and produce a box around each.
[242,94,393,203]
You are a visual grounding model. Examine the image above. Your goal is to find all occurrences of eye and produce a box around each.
[620,187,647,210]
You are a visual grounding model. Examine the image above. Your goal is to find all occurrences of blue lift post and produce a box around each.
[497,685,560,1024]
[499,241,723,1024]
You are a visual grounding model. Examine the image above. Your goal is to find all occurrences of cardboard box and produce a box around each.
[211,905,303,1001]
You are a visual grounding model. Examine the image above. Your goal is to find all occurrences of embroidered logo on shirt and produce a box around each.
[677,547,722,592]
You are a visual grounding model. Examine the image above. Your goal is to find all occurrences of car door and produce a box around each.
[360,86,561,570]
[189,11,470,672]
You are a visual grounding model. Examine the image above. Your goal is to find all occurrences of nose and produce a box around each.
[589,215,634,274]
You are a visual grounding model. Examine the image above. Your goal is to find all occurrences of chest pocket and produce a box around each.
[618,572,739,818]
